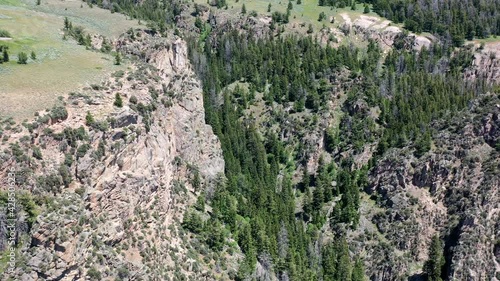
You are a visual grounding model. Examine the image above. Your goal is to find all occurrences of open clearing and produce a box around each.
[0,0,140,121]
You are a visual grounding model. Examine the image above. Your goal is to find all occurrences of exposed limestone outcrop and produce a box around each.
[339,13,432,50]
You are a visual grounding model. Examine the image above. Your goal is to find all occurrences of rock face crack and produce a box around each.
[51,264,79,281]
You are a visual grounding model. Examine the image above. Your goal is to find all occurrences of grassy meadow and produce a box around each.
[0,0,140,121]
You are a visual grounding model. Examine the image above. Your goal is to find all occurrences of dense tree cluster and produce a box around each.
[188,30,372,280]
[375,42,483,156]
[332,36,483,158]
[185,21,485,277]
[191,30,361,114]
[319,0,357,8]
[329,0,500,46]
[63,17,92,47]
[322,237,366,281]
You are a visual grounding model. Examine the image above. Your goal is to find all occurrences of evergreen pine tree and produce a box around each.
[307,24,314,34]
[351,257,366,281]
[114,52,122,65]
[64,17,70,30]
[424,235,445,281]
[192,170,201,192]
[2,48,9,62]
[114,93,123,107]
[302,165,310,190]
[363,4,370,14]
[195,193,205,211]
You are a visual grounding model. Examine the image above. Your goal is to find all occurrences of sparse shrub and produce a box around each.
[0,29,11,38]
[59,165,72,187]
[76,143,90,158]
[117,266,129,280]
[17,52,28,64]
[64,153,73,166]
[112,70,125,78]
[87,267,101,280]
[32,146,43,160]
[318,12,326,22]
[50,106,68,122]
[90,84,102,90]
[95,140,105,160]
[101,37,112,53]
[85,111,95,126]
[129,95,138,104]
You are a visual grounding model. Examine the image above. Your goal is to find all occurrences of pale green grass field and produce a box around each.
[472,36,500,44]
[0,0,139,121]
[30,0,141,38]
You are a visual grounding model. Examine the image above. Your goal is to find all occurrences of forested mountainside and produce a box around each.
[0,0,499,280]
[187,28,498,280]
[89,0,500,47]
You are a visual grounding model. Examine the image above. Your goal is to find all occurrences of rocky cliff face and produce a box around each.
[351,95,500,280]
[466,42,500,83]
[0,32,226,280]
[335,13,432,50]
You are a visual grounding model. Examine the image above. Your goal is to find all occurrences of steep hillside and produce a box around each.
[360,94,500,280]
[0,31,232,280]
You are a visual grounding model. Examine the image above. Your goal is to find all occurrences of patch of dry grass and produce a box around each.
[0,0,139,120]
